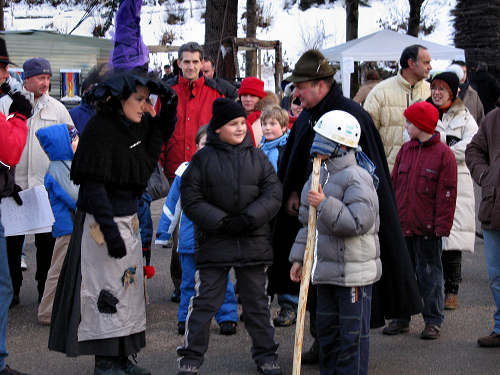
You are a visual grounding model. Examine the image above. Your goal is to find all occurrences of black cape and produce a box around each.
[268,83,422,327]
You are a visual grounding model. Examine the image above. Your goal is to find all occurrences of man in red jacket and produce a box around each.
[158,41,226,302]
[391,101,457,340]
[0,37,33,375]
[160,42,226,179]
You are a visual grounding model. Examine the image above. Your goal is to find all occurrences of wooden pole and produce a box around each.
[292,156,322,375]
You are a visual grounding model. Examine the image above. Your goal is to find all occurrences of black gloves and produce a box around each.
[221,214,254,236]
[0,81,11,96]
[107,238,127,259]
[10,184,23,206]
[9,92,33,118]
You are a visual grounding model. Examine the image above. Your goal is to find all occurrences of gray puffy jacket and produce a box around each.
[289,151,381,287]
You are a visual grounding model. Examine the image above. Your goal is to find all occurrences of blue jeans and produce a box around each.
[0,210,13,371]
[483,229,500,334]
[403,236,444,327]
[178,254,238,324]
[316,284,372,375]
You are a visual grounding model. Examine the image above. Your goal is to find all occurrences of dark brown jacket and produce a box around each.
[465,102,500,230]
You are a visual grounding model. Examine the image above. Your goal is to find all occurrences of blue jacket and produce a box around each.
[36,124,79,237]
[155,162,195,254]
[260,132,288,172]
[69,101,95,134]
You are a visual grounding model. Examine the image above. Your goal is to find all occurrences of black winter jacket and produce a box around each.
[180,127,282,268]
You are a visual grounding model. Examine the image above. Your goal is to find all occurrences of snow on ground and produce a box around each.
[4,0,457,89]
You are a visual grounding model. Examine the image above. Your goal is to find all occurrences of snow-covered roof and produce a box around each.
[322,29,465,62]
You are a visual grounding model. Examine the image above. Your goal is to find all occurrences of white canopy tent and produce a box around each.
[321,29,466,98]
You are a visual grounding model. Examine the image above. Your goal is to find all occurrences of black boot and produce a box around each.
[94,356,126,375]
[301,340,319,365]
[120,356,151,375]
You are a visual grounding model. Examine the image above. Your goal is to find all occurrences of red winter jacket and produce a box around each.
[391,132,457,237]
[0,112,28,167]
[0,112,28,197]
[158,75,223,179]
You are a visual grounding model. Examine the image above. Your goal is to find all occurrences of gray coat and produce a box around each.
[289,151,381,287]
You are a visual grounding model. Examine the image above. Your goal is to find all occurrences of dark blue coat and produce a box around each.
[69,101,95,134]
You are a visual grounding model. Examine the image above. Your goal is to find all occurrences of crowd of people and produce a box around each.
[1,1,500,374]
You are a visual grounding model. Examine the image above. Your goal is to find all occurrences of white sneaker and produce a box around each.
[21,254,27,271]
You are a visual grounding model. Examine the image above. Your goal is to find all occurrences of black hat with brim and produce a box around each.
[91,71,171,101]
[288,49,335,83]
[0,38,15,65]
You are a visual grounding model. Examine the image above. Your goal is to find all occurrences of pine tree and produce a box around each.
[453,0,500,80]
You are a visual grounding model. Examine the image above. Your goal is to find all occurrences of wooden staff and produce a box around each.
[292,156,321,375]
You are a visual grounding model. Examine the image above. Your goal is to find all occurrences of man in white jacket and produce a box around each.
[0,57,74,307]
[364,44,432,172]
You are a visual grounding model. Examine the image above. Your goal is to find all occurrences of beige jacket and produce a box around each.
[462,85,484,125]
[363,72,430,171]
[436,99,478,252]
[0,88,74,189]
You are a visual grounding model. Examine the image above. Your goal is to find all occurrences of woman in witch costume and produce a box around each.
[48,71,177,375]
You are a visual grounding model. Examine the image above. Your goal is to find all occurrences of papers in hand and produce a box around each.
[0,185,55,236]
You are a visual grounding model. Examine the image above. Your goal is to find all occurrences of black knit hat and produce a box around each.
[209,98,247,130]
[289,49,335,83]
[431,71,459,101]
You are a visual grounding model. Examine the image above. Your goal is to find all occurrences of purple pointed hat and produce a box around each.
[110,0,149,70]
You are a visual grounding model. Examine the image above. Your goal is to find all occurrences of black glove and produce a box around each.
[10,184,22,206]
[0,81,11,96]
[107,238,127,259]
[9,92,33,118]
[158,85,178,120]
[222,214,254,236]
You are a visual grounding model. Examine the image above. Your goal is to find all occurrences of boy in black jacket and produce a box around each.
[177,98,283,375]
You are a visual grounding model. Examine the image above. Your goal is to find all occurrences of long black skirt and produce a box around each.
[48,210,145,357]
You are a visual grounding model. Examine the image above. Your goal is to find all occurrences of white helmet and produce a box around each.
[313,110,361,148]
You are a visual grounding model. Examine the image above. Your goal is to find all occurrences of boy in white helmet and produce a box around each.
[289,110,381,375]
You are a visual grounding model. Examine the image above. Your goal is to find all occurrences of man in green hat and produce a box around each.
[268,49,422,367]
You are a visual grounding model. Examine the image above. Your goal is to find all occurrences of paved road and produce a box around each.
[4,201,500,374]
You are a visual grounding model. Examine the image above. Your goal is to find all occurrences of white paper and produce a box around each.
[0,185,55,236]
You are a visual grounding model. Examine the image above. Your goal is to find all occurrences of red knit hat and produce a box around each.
[404,101,439,134]
[238,77,266,98]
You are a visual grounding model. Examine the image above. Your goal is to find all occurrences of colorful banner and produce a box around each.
[60,69,81,101]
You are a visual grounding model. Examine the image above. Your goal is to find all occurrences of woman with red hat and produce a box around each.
[429,71,478,311]
[238,77,269,145]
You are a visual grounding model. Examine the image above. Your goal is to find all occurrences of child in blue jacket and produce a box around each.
[36,123,79,325]
[155,125,238,335]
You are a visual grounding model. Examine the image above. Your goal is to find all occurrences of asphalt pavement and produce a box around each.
[4,200,500,374]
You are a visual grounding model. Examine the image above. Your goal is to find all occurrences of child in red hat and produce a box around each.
[391,101,458,340]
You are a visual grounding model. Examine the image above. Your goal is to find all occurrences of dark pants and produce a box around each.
[441,250,462,295]
[308,283,317,338]
[177,265,278,369]
[6,235,24,297]
[170,223,181,291]
[316,284,372,375]
[400,236,444,327]
[7,232,55,301]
